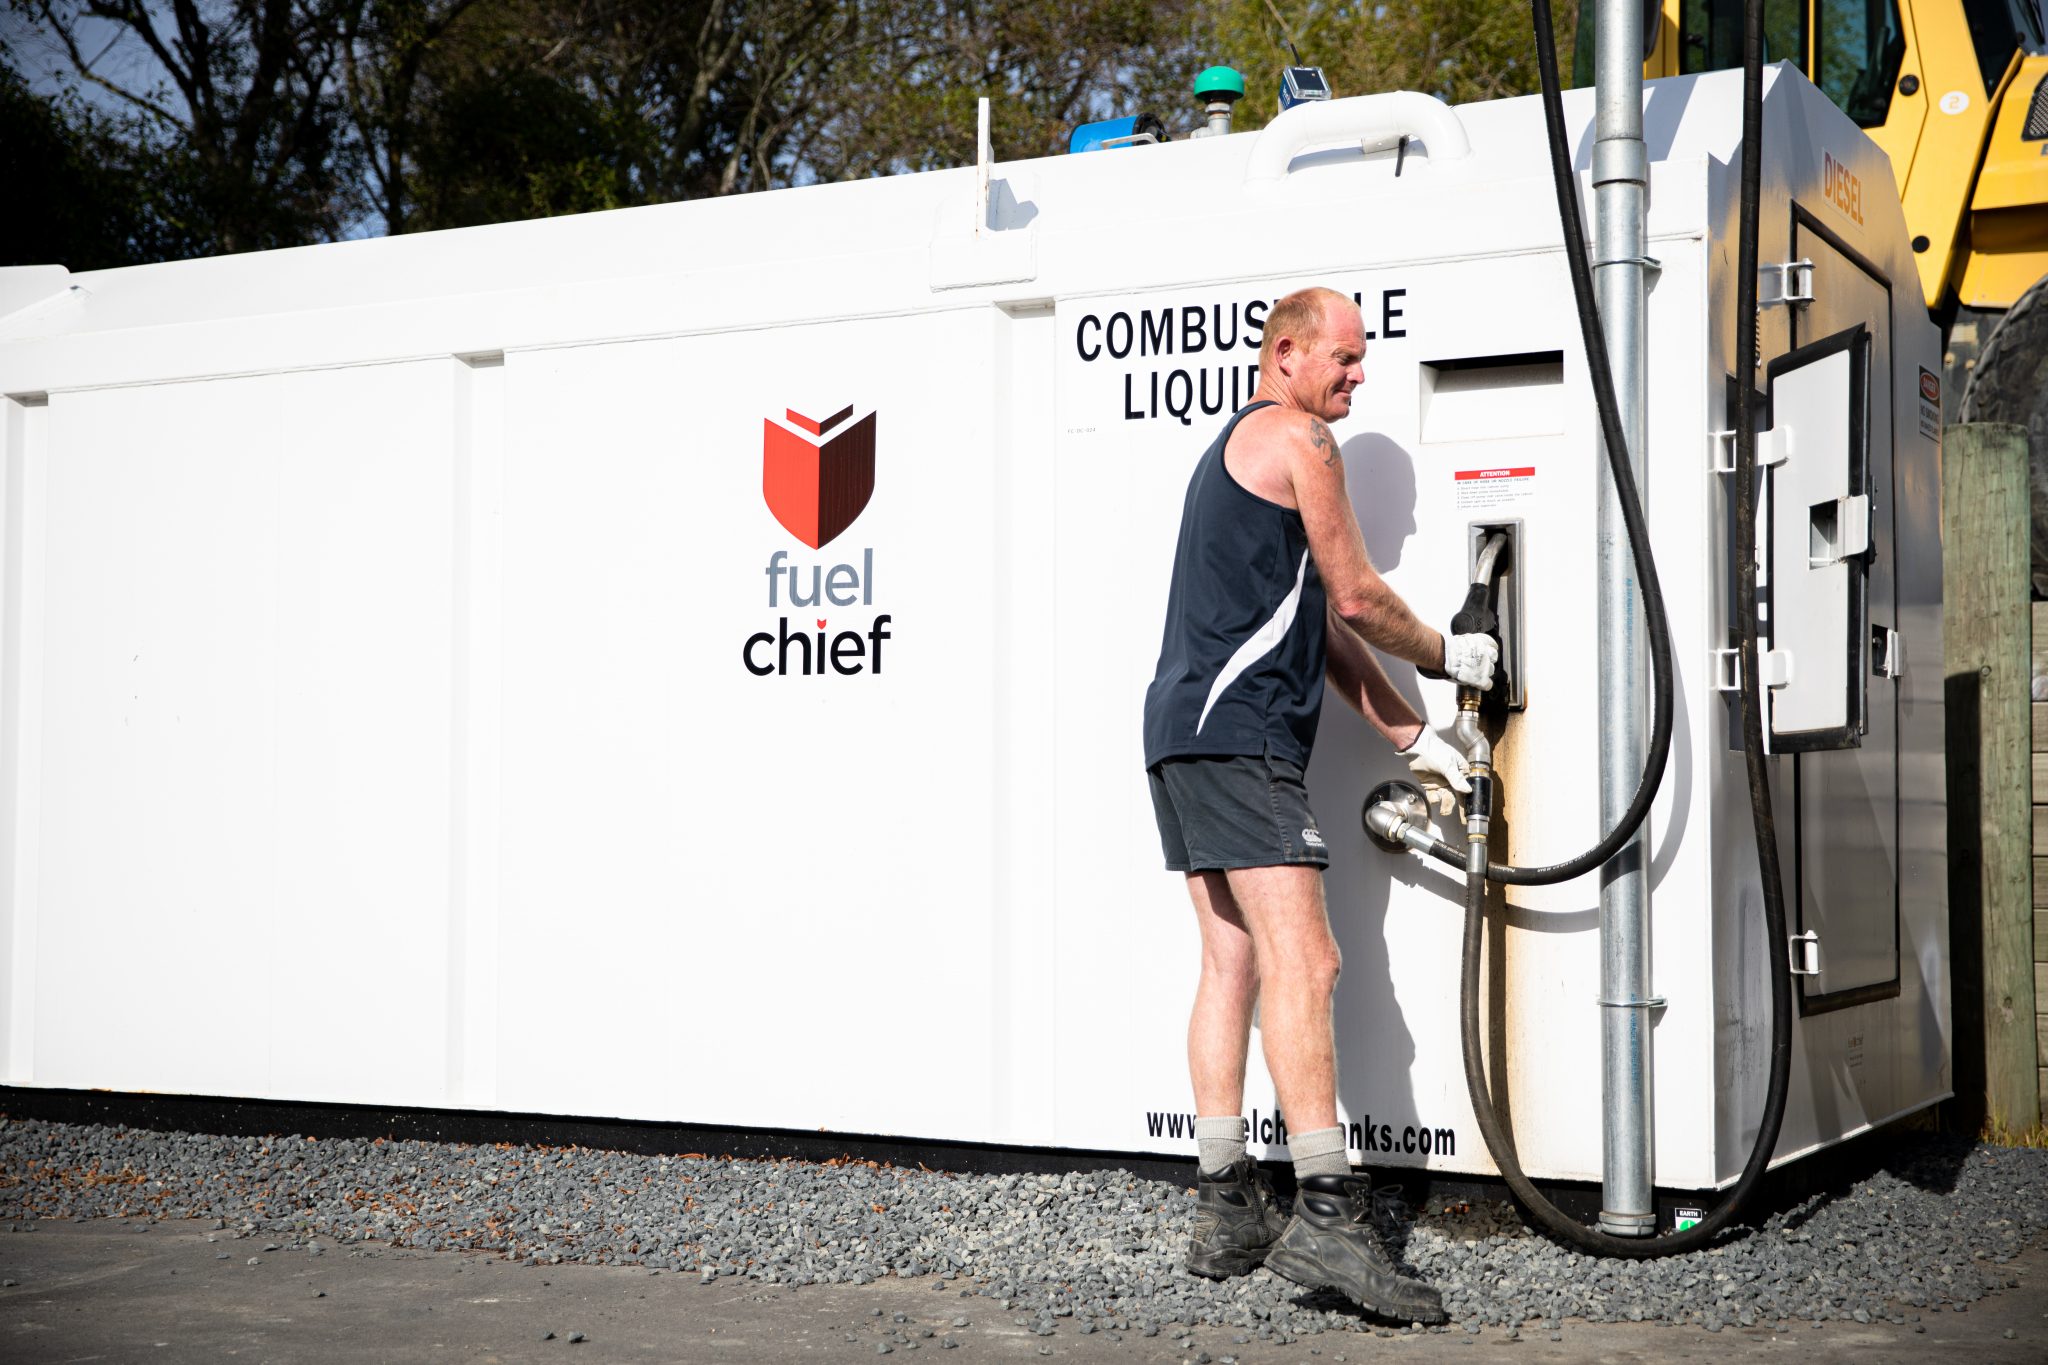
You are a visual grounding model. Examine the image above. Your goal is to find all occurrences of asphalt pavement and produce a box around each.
[3,1218,2045,1364]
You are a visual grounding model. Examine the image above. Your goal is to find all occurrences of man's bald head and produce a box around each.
[1258,287,1358,371]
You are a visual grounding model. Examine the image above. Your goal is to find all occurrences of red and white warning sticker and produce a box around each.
[1453,466,1535,510]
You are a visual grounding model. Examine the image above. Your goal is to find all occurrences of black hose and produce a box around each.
[1446,0,1796,1257]
[1412,0,1676,888]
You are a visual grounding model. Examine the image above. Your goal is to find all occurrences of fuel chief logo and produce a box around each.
[745,402,892,677]
[763,404,876,549]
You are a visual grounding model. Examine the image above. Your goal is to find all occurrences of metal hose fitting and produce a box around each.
[1365,798,1449,858]
[1455,690,1493,874]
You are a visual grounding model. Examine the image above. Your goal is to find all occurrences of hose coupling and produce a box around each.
[1363,799,1407,846]
[1365,798,1444,858]
[1463,766,1493,873]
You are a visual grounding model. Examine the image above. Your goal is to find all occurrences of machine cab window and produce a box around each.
[1646,0,2043,129]
[1815,0,1908,125]
[1676,0,1807,76]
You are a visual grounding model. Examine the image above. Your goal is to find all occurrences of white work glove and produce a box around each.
[1399,725,1472,796]
[1442,633,1500,690]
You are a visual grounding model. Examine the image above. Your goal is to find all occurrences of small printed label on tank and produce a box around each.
[1673,1207,1704,1232]
[1918,367,1941,442]
[1454,466,1535,510]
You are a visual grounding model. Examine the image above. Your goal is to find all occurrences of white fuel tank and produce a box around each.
[0,64,1945,1197]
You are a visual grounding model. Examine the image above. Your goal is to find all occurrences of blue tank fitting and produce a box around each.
[1068,113,1168,154]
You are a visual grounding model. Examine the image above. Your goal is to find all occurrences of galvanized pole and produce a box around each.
[1592,0,1657,1237]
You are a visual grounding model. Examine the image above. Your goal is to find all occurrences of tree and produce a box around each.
[4,0,1585,266]
[790,0,1199,179]
[0,62,212,267]
[370,0,859,229]
[339,0,480,234]
[9,0,364,251]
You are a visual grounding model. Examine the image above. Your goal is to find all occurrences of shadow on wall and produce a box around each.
[1349,431,1421,576]
[1297,431,1428,1163]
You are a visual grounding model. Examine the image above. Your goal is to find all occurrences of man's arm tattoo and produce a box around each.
[1309,420,1339,467]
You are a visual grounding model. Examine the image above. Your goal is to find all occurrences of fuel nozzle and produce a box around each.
[1453,531,1508,710]
[1453,531,1508,870]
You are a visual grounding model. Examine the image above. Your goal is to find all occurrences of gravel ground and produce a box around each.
[2,1117,2044,1349]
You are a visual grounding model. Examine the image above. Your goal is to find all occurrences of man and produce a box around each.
[1142,286,1495,1323]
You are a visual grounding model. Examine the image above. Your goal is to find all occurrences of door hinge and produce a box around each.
[1874,625,1903,679]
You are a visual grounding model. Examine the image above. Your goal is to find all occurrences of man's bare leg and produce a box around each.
[1185,870,1259,1121]
[1181,870,1290,1278]
[1222,863,1341,1134]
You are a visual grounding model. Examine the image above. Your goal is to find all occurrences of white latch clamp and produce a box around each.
[1875,625,1903,679]
[1712,648,1741,691]
[1711,426,1791,473]
[1789,930,1822,976]
[1760,259,1815,308]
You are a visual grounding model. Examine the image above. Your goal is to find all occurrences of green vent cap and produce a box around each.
[1194,65,1245,101]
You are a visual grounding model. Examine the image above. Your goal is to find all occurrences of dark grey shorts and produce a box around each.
[1147,748,1330,873]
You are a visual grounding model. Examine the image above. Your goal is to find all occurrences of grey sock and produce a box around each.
[1194,1115,1248,1177]
[1290,1125,1351,1180]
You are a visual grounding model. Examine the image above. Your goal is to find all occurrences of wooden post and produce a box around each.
[1943,421,2039,1133]
[2036,601,2048,1116]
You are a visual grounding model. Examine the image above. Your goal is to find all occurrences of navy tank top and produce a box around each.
[1144,401,1328,768]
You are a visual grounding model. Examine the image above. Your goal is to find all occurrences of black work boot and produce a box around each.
[1264,1173,1448,1324]
[1184,1156,1289,1278]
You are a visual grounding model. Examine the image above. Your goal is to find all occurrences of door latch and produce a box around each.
[1760,259,1815,308]
[1711,647,1793,691]
[1711,426,1791,472]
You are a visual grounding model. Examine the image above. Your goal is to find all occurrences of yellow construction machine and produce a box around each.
[1608,0,2046,432]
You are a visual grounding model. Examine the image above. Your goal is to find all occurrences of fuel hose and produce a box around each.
[1432,0,1796,1257]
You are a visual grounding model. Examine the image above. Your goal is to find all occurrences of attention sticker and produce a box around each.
[1454,466,1535,510]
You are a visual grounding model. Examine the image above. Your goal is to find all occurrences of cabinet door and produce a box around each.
[1777,212,1900,1007]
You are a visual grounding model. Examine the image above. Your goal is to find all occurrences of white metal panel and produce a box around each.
[449,354,507,1111]
[29,364,456,1102]
[1766,345,1858,738]
[988,305,1061,1144]
[266,364,459,1105]
[490,317,1001,1142]
[1,396,49,1084]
